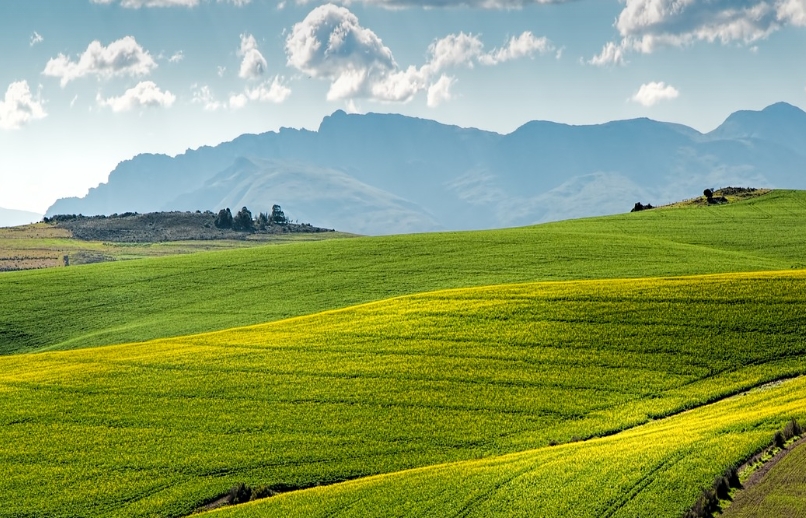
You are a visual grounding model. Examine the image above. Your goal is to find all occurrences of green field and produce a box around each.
[1,271,805,517]
[722,439,806,518]
[3,190,806,356]
[211,376,806,518]
[2,190,806,517]
[0,222,353,272]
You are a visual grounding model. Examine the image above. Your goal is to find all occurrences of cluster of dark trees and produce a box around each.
[214,205,288,231]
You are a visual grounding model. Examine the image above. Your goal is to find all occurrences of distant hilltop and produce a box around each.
[46,205,334,243]
[47,102,806,235]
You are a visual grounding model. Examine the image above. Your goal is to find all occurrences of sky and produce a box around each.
[1,0,806,214]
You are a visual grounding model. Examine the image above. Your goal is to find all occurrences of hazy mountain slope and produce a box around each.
[0,207,42,227]
[46,103,806,234]
[171,157,441,235]
[708,102,806,156]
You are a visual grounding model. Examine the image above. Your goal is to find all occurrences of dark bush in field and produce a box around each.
[783,418,802,441]
[214,208,233,229]
[271,204,288,225]
[774,431,786,449]
[233,207,254,231]
[227,483,252,504]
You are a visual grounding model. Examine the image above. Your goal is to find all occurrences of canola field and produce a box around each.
[3,190,806,355]
[1,270,806,517]
[211,376,806,518]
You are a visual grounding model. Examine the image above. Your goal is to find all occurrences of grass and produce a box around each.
[210,376,806,518]
[3,189,806,355]
[0,222,354,272]
[1,270,806,517]
[722,439,806,518]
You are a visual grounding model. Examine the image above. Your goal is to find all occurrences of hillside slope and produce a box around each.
[1,271,805,517]
[212,376,806,518]
[4,190,806,355]
[47,104,806,234]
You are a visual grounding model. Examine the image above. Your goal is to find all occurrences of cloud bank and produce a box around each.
[285,4,553,105]
[592,0,806,65]
[0,81,47,130]
[43,36,156,87]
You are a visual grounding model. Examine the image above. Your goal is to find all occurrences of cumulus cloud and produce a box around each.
[30,32,44,46]
[169,51,184,63]
[43,36,156,87]
[238,34,268,79]
[90,0,250,6]
[230,77,292,107]
[192,84,225,110]
[427,74,456,107]
[296,0,572,9]
[630,81,679,107]
[592,0,806,65]
[286,4,553,105]
[0,81,47,130]
[97,81,176,112]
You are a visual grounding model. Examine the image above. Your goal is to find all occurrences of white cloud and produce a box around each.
[43,36,156,87]
[286,5,552,106]
[589,41,629,66]
[246,77,291,103]
[427,74,456,107]
[593,0,806,64]
[0,81,47,130]
[229,93,248,109]
[30,32,44,47]
[231,77,292,108]
[97,81,176,112]
[238,34,268,80]
[169,51,184,63]
[479,32,554,64]
[191,84,225,111]
[630,81,679,107]
[217,66,227,77]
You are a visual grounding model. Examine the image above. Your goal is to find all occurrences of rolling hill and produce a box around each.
[3,190,806,517]
[46,103,806,234]
[4,190,806,356]
[1,271,805,517]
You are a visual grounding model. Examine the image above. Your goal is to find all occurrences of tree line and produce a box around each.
[214,205,288,231]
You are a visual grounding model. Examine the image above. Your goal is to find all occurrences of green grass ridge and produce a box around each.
[3,190,806,356]
[2,190,806,517]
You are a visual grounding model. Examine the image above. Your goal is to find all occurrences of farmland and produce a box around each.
[0,221,352,272]
[211,376,806,518]
[722,438,806,518]
[3,190,806,355]
[2,190,806,517]
[1,270,806,517]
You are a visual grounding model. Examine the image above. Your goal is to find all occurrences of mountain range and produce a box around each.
[47,102,806,235]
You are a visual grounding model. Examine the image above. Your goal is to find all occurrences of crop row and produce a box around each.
[1,270,806,516]
[211,376,806,518]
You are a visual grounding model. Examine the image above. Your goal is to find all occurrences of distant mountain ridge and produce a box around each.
[47,103,806,235]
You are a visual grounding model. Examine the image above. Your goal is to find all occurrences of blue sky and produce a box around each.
[2,0,806,213]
